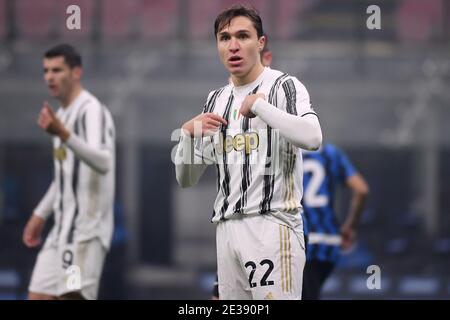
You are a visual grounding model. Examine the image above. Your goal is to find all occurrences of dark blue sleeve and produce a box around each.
[328,144,356,184]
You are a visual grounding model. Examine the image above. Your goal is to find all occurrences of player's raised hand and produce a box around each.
[22,214,46,248]
[37,102,70,141]
[240,93,265,118]
[182,113,227,137]
[37,101,56,131]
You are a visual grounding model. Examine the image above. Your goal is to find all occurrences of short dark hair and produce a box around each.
[214,5,264,39]
[44,44,82,68]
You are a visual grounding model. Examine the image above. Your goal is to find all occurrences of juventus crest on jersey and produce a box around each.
[49,90,115,250]
[182,67,317,225]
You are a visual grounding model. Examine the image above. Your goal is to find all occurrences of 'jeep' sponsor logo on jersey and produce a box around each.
[216,132,259,155]
[54,147,67,161]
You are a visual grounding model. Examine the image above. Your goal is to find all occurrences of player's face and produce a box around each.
[217,16,265,83]
[43,57,80,100]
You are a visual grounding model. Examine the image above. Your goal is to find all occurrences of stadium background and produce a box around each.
[0,0,449,299]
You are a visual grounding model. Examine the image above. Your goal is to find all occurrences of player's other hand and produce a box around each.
[38,102,70,141]
[240,93,265,118]
[23,214,46,248]
[340,224,356,251]
[182,113,227,137]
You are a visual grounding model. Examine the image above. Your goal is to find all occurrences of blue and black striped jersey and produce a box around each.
[302,144,356,263]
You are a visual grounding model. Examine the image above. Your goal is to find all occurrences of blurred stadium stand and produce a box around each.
[14,0,56,39]
[101,0,140,40]
[0,0,6,40]
[0,0,450,299]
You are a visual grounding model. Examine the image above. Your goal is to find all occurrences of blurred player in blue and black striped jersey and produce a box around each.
[301,144,369,300]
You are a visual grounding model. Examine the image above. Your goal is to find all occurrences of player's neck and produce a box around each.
[231,63,265,87]
[60,85,82,108]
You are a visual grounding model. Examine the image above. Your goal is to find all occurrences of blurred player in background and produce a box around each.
[301,144,369,300]
[176,5,322,300]
[22,44,116,300]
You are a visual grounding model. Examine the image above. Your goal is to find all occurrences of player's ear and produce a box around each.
[72,66,82,81]
[258,35,266,52]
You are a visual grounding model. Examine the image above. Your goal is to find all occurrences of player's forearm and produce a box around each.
[176,163,208,188]
[251,98,322,150]
[34,182,56,220]
[57,127,70,142]
[345,193,368,228]
[65,133,112,175]
[344,174,370,228]
[175,133,207,187]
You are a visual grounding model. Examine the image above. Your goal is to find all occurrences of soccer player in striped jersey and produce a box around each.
[175,6,322,300]
[22,44,116,300]
[211,35,274,300]
[301,144,369,300]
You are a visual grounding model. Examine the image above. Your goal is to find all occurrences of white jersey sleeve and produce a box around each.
[175,90,218,187]
[251,76,322,150]
[65,103,113,174]
[34,181,56,220]
[280,76,316,117]
[175,131,208,188]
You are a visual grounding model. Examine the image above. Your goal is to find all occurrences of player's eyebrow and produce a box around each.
[218,30,230,37]
[43,67,62,73]
[234,29,251,35]
[218,29,251,37]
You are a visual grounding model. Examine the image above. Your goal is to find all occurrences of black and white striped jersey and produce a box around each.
[191,67,317,225]
[46,90,115,250]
